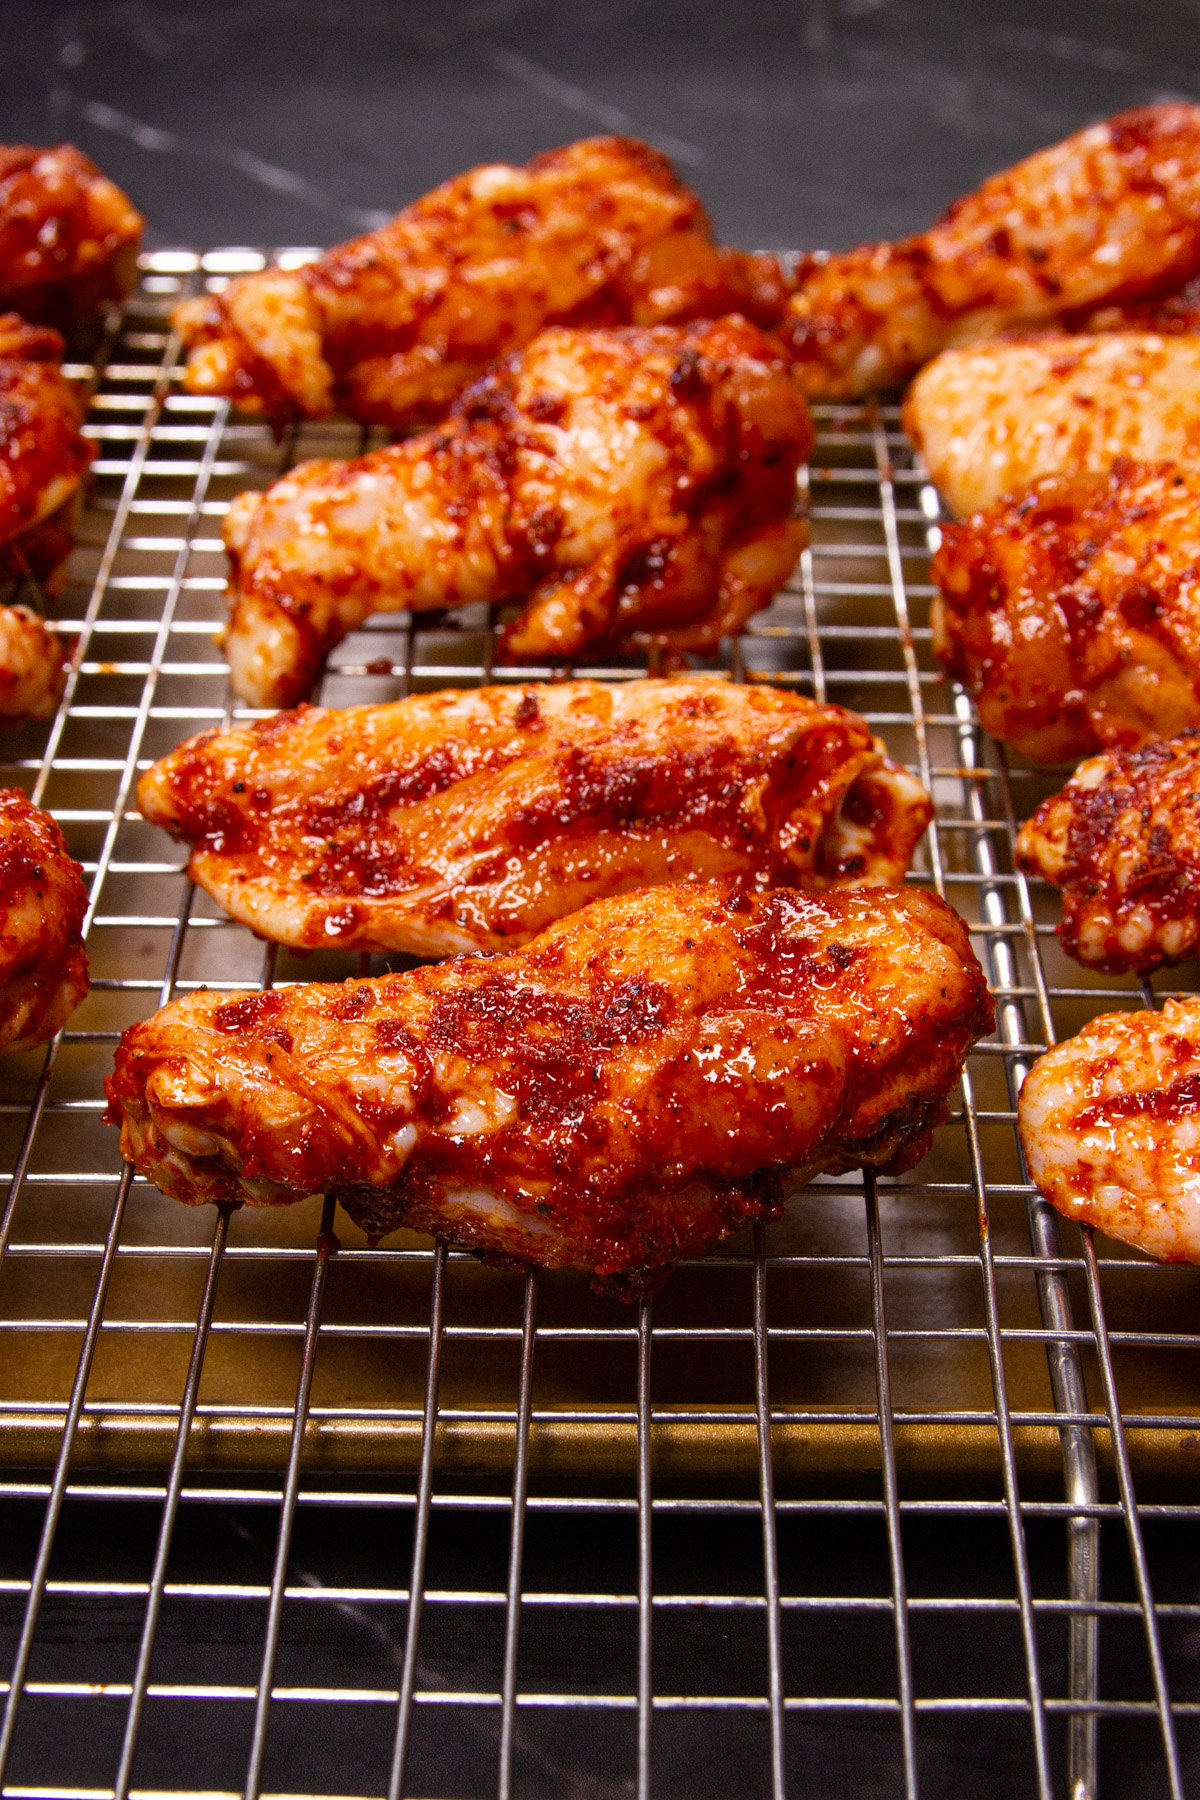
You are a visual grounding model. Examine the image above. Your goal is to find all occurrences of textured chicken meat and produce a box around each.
[221,317,813,707]
[0,787,88,1053]
[137,679,932,956]
[106,882,993,1289]
[0,314,94,600]
[0,606,67,720]
[1018,733,1200,974]
[783,104,1200,398]
[1019,1000,1200,1264]
[904,331,1200,519]
[0,144,142,330]
[930,462,1200,761]
[175,135,793,431]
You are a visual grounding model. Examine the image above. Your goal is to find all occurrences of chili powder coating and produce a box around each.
[0,144,142,330]
[1019,998,1200,1264]
[216,314,813,707]
[906,336,1200,523]
[173,134,793,431]
[784,103,1200,400]
[0,314,94,600]
[1018,731,1200,974]
[0,786,89,1053]
[137,678,932,959]
[105,881,992,1291]
[929,461,1200,763]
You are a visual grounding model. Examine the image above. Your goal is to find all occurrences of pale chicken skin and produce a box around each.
[1019,999,1200,1264]
[783,104,1200,399]
[0,144,142,330]
[931,462,1200,762]
[175,136,793,431]
[105,882,993,1288]
[0,315,94,599]
[1018,733,1200,975]
[0,606,67,720]
[137,679,932,957]
[1074,273,1200,337]
[222,318,813,707]
[904,331,1200,519]
[0,787,88,1053]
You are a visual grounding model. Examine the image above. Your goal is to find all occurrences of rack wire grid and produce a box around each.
[0,247,1195,1800]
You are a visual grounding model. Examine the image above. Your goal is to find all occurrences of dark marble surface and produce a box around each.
[4,3,1200,1796]
[3,0,1200,254]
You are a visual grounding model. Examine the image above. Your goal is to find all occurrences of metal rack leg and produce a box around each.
[636,1294,653,1800]
[753,1220,786,1800]
[864,1174,918,1800]
[113,1204,232,1800]
[244,1193,339,1800]
[1080,1231,1184,1800]
[497,1270,538,1800]
[956,681,1101,1800]
[961,1070,1054,1800]
[388,1240,448,1800]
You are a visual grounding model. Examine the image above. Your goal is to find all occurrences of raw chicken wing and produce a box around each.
[137,678,932,956]
[783,104,1200,398]
[222,317,813,707]
[175,136,792,431]
[1019,999,1200,1263]
[0,606,67,720]
[1072,273,1200,337]
[0,787,88,1053]
[904,331,1200,518]
[105,882,993,1287]
[931,462,1200,761]
[0,314,93,596]
[0,145,142,329]
[1017,733,1200,974]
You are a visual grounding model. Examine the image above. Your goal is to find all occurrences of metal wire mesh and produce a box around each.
[0,250,1196,1800]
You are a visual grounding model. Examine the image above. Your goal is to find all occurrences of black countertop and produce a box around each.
[5,0,1200,255]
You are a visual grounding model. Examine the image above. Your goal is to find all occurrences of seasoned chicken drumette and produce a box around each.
[0,314,93,596]
[1019,999,1200,1264]
[1075,273,1200,337]
[222,318,813,707]
[931,462,1200,762]
[0,314,89,719]
[106,882,993,1288]
[904,331,1200,518]
[0,144,142,330]
[783,104,1200,399]
[0,606,68,720]
[138,678,932,956]
[175,135,793,431]
[1018,734,1200,975]
[0,787,88,1053]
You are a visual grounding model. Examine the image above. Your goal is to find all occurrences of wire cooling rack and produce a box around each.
[0,251,1196,1800]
